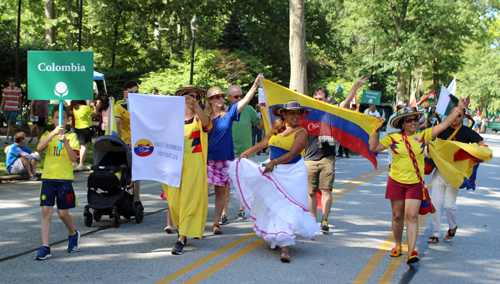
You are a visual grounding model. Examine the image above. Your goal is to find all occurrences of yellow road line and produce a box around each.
[183,239,266,284]
[332,167,389,202]
[155,232,256,284]
[332,163,389,194]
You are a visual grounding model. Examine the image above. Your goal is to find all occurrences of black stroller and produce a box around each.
[83,135,144,228]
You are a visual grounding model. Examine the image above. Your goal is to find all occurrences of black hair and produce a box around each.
[52,105,69,118]
[312,86,329,99]
[99,90,109,111]
[123,80,138,90]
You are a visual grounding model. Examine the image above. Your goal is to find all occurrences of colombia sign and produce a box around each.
[27,51,94,100]
[134,139,155,157]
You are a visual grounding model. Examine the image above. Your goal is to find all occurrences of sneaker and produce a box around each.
[237,210,245,220]
[171,241,185,255]
[68,230,80,253]
[29,175,39,181]
[164,225,178,234]
[321,219,329,231]
[219,215,228,225]
[35,246,51,260]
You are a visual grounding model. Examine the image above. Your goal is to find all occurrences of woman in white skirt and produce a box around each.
[230,100,319,263]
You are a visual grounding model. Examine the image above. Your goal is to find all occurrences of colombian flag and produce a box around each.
[261,79,382,169]
[427,139,492,190]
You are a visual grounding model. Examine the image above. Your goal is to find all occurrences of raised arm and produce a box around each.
[369,130,388,153]
[431,98,465,139]
[238,74,264,114]
[339,76,368,109]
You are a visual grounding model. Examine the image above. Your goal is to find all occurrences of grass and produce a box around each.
[0,141,93,177]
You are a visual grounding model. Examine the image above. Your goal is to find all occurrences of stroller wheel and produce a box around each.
[135,204,144,223]
[84,212,93,227]
[93,210,102,222]
[113,214,120,228]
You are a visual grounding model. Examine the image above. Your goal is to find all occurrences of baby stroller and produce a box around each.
[83,135,144,228]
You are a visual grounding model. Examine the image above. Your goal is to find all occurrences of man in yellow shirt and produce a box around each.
[114,80,141,206]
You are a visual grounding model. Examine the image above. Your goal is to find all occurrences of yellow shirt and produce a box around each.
[40,131,80,180]
[380,128,432,184]
[114,100,130,144]
[73,105,93,129]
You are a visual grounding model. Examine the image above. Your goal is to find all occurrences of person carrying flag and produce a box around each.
[369,98,466,264]
[427,104,485,244]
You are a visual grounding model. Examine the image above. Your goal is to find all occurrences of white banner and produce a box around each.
[436,84,451,115]
[129,94,185,187]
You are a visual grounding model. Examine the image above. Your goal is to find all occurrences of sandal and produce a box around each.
[406,250,419,264]
[427,236,439,243]
[280,252,291,263]
[212,224,222,235]
[444,226,457,241]
[389,247,402,257]
[28,139,33,144]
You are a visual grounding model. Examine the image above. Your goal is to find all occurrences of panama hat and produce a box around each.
[390,107,424,129]
[272,100,311,118]
[174,85,207,99]
[206,86,227,99]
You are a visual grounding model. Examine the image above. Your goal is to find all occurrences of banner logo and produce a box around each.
[134,139,154,157]
[54,82,68,98]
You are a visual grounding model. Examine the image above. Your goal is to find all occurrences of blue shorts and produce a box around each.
[4,110,17,124]
[39,180,77,209]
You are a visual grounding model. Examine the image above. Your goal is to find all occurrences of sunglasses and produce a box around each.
[187,94,201,100]
[405,117,419,123]
[232,95,242,99]
[211,95,224,100]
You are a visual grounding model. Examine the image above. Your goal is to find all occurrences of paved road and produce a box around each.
[1,134,499,283]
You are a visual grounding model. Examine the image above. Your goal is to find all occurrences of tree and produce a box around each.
[289,0,308,95]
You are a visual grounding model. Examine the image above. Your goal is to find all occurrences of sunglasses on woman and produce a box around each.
[405,117,419,123]
[211,95,224,100]
[188,94,201,100]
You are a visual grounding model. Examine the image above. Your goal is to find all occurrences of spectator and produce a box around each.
[73,100,98,170]
[29,100,49,144]
[94,91,110,135]
[364,104,381,117]
[6,132,41,180]
[427,106,441,127]
[1,78,23,144]
[152,89,159,95]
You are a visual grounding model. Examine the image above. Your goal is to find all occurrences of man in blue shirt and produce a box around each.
[6,132,41,180]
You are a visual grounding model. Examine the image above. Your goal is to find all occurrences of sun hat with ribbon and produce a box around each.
[272,100,311,118]
[390,106,424,129]
[174,85,207,99]
[206,86,227,99]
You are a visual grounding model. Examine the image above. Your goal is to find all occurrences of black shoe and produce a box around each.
[345,155,350,158]
[219,215,228,225]
[256,152,260,155]
[171,241,185,255]
[336,154,342,158]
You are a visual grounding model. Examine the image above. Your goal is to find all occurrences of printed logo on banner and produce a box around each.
[54,82,68,98]
[134,139,155,157]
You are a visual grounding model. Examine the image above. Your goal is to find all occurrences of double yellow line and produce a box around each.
[156,164,390,284]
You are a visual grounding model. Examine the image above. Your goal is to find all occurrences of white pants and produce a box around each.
[431,169,459,237]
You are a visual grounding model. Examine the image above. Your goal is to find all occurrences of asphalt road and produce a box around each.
[1,133,499,284]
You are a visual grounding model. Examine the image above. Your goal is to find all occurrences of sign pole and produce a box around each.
[58,100,63,150]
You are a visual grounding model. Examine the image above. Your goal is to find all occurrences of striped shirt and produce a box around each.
[2,87,22,111]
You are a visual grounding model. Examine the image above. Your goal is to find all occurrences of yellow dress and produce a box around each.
[162,115,212,238]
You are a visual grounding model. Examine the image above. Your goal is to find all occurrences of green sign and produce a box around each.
[28,51,94,100]
[361,90,382,105]
[487,121,500,130]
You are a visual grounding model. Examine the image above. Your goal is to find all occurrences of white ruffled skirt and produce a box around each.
[229,158,319,248]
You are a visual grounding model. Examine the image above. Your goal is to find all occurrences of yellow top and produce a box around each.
[114,100,131,144]
[269,128,304,150]
[73,105,93,129]
[40,131,80,180]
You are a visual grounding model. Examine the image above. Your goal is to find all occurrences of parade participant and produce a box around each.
[73,100,98,170]
[115,80,142,205]
[94,91,110,135]
[162,86,212,255]
[205,74,262,234]
[29,100,48,144]
[427,106,441,127]
[231,100,319,262]
[253,104,264,154]
[222,85,262,221]
[306,77,367,231]
[427,105,485,244]
[1,78,22,144]
[364,104,381,117]
[6,132,41,180]
[35,106,80,260]
[369,98,466,264]
[386,104,404,165]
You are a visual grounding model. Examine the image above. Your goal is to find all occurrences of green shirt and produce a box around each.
[232,105,260,157]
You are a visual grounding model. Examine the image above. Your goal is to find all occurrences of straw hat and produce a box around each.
[272,100,311,118]
[174,85,207,99]
[206,86,227,99]
[390,107,424,129]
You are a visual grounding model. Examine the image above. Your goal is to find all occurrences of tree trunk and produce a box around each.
[396,70,405,104]
[391,0,409,101]
[45,0,55,49]
[66,0,73,50]
[433,57,439,95]
[289,0,308,95]
[111,10,122,68]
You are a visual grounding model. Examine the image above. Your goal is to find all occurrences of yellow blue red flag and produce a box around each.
[261,79,382,169]
[105,97,118,136]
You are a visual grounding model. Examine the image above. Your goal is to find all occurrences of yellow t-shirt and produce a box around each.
[73,105,93,129]
[380,128,432,184]
[114,100,130,144]
[40,131,80,180]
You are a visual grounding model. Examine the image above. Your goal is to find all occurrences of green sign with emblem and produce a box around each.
[28,51,94,100]
[361,90,382,105]
[487,121,500,130]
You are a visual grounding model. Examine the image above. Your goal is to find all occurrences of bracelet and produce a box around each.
[194,105,199,108]
[273,159,278,168]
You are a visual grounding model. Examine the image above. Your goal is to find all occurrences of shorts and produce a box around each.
[39,180,77,209]
[75,127,92,144]
[207,160,231,186]
[9,158,27,175]
[33,117,47,127]
[385,177,423,200]
[4,110,17,124]
[305,155,335,194]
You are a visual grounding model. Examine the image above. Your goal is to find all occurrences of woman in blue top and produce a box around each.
[205,74,263,234]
